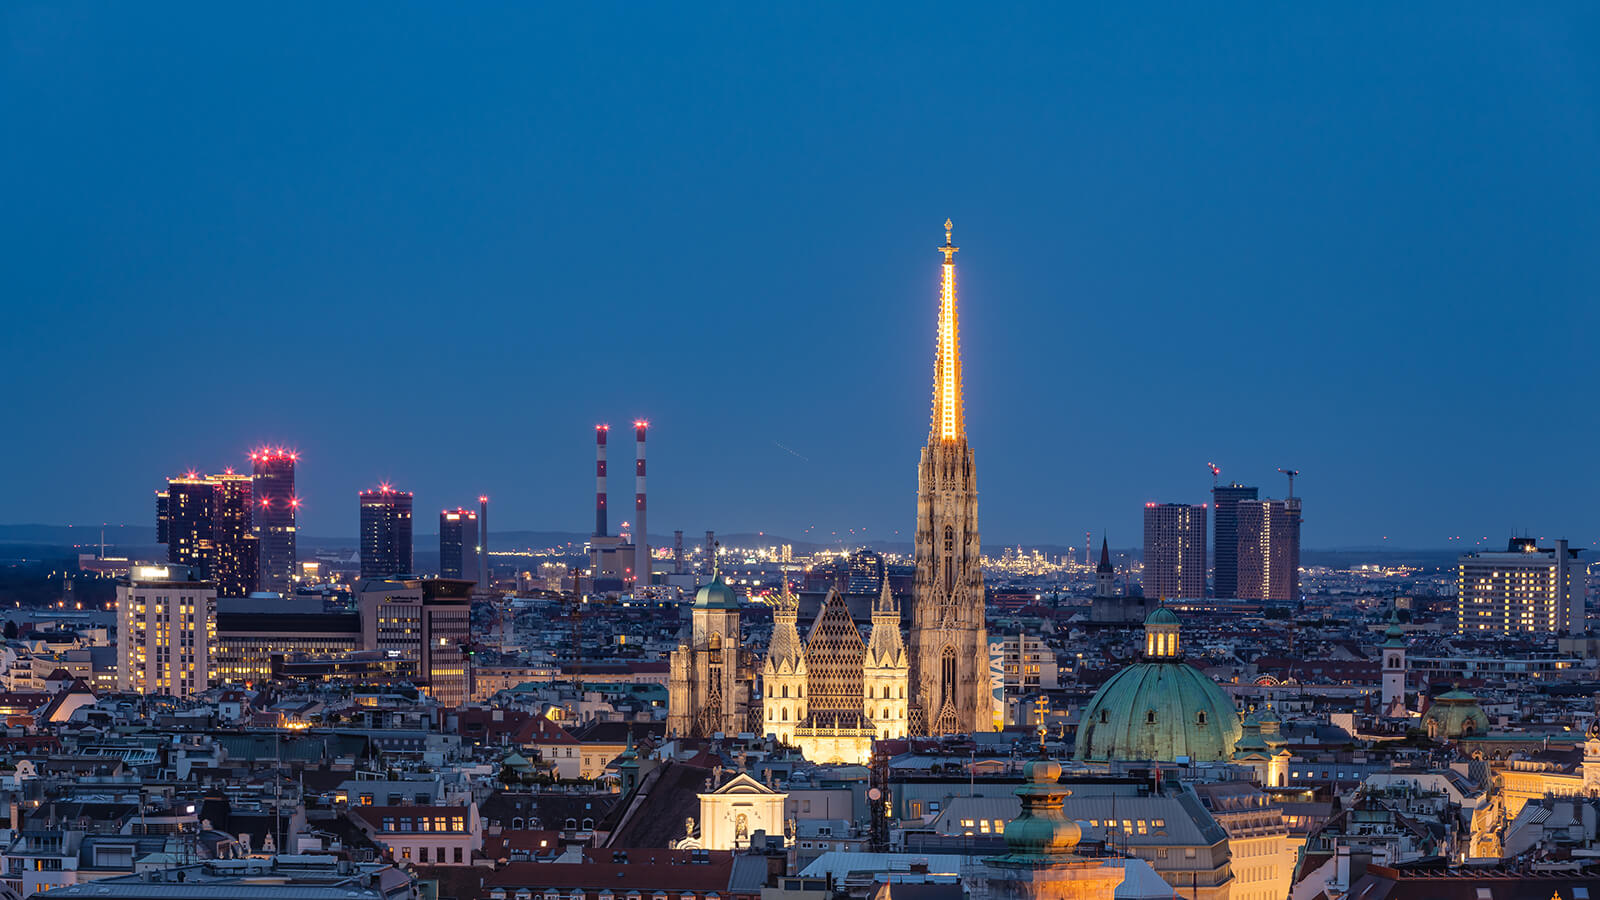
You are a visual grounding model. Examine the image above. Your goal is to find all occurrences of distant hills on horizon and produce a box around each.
[0,523,1473,567]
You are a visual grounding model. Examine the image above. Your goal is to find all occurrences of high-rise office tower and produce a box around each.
[1210,483,1258,598]
[1234,498,1301,601]
[250,448,298,594]
[1457,537,1584,635]
[357,576,473,707]
[359,485,414,578]
[438,507,478,579]
[117,564,217,697]
[910,220,991,736]
[159,474,218,576]
[1142,503,1208,600]
[211,471,259,597]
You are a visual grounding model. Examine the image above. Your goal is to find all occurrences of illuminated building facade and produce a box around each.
[360,486,414,578]
[215,599,361,684]
[250,448,298,594]
[211,471,259,597]
[1142,503,1207,600]
[910,219,991,736]
[157,471,257,596]
[861,579,910,740]
[1457,537,1584,635]
[438,507,478,579]
[356,577,473,707]
[1234,498,1301,601]
[761,573,808,745]
[116,564,217,698]
[1210,483,1257,598]
[158,475,217,576]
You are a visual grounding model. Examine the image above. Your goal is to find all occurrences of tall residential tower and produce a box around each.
[909,220,991,736]
[1142,502,1207,600]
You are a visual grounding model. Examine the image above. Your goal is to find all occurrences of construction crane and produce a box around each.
[1277,467,1300,499]
[1207,462,1221,487]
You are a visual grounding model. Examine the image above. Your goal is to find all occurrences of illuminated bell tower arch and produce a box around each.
[910,219,992,735]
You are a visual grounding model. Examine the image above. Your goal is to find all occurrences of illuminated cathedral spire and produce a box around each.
[910,218,990,736]
[931,218,965,443]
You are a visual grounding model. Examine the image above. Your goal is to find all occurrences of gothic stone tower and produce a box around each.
[668,574,748,737]
[911,219,992,736]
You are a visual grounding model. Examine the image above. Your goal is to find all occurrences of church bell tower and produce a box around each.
[910,220,992,736]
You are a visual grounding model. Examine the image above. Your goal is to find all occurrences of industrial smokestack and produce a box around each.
[634,421,649,588]
[477,495,489,594]
[595,425,609,537]
[673,530,685,574]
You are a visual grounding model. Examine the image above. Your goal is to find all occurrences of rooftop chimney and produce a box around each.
[477,495,489,593]
[595,425,609,537]
[634,421,649,588]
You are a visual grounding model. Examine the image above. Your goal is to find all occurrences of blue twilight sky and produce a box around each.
[3,4,1597,551]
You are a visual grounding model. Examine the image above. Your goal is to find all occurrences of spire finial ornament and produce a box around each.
[940,218,958,263]
[1034,696,1050,755]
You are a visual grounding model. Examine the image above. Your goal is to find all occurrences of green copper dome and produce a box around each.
[1075,607,1241,762]
[999,758,1083,860]
[1074,662,1243,762]
[1422,688,1489,739]
[1145,607,1181,626]
[693,574,740,609]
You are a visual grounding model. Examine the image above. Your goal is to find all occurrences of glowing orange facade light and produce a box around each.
[933,218,963,442]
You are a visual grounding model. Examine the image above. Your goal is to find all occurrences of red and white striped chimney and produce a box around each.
[477,495,489,593]
[594,424,609,537]
[634,421,649,587]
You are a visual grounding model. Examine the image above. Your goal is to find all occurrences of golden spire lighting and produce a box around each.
[932,218,963,442]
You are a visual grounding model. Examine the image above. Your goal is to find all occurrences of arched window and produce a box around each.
[1196,711,1207,727]
[1100,709,1109,724]
[782,709,788,721]
[1145,710,1156,725]
[882,707,889,719]
[941,646,957,706]
[782,684,789,698]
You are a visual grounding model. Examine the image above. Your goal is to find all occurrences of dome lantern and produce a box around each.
[1144,607,1181,659]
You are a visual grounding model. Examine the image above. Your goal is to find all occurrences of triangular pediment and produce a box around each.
[703,772,782,796]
